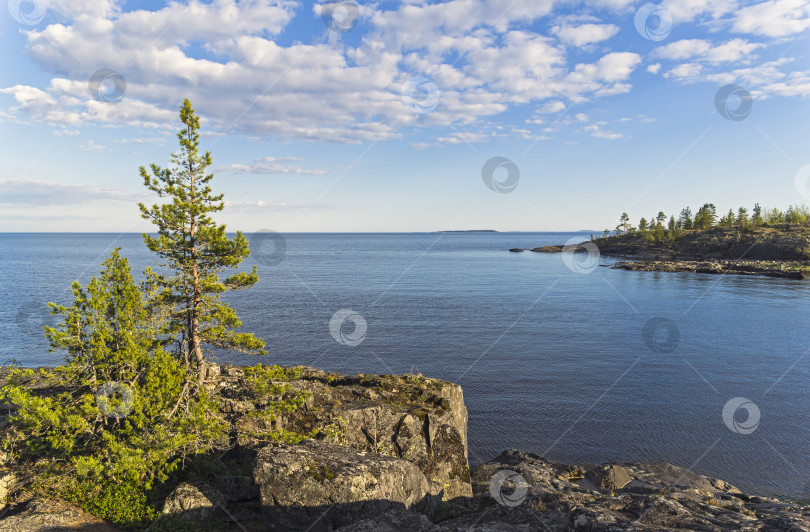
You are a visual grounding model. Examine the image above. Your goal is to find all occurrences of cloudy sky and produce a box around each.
[1,0,809,232]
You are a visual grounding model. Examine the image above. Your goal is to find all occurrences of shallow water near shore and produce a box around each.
[1,232,809,500]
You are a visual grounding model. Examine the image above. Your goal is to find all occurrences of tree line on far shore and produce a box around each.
[594,203,810,241]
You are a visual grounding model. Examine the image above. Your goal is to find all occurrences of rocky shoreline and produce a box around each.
[611,259,808,279]
[2,365,809,530]
[511,245,810,280]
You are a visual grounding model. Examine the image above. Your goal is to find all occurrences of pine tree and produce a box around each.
[618,212,631,234]
[638,217,648,233]
[139,99,266,391]
[786,205,802,224]
[694,203,717,229]
[679,207,694,230]
[720,209,735,227]
[652,223,664,243]
[764,207,784,225]
[737,206,749,227]
[752,203,764,226]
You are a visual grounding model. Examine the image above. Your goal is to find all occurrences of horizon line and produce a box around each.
[0,230,599,235]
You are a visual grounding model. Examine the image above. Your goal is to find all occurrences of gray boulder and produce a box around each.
[161,481,226,522]
[336,510,443,531]
[584,464,633,492]
[253,439,433,531]
[222,367,472,500]
[438,450,810,531]
[0,470,17,511]
[0,497,118,531]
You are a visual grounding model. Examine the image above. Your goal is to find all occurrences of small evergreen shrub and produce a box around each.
[1,251,227,527]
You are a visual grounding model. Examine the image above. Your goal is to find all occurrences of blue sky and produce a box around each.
[1,0,809,232]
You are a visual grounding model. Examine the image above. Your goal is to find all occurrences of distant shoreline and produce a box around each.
[434,229,498,233]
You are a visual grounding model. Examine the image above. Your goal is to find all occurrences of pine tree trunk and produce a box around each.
[187,122,205,387]
[190,232,203,384]
[188,297,204,385]
[190,217,205,385]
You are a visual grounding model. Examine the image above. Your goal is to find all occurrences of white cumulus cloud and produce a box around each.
[551,23,620,46]
[732,0,810,37]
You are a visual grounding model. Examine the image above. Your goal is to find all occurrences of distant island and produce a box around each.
[512,203,810,280]
[436,229,498,233]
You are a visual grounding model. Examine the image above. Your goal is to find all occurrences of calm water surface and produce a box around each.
[1,232,809,499]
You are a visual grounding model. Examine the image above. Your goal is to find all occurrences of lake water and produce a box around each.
[1,232,809,499]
